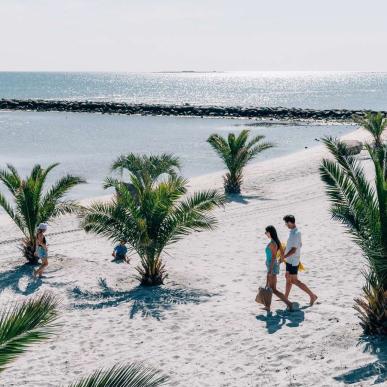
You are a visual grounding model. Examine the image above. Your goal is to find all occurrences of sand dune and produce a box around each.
[0,129,384,386]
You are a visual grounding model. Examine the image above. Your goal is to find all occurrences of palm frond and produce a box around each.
[159,189,225,248]
[40,175,86,220]
[321,137,376,208]
[320,128,387,334]
[207,134,230,164]
[0,192,25,233]
[0,292,59,372]
[0,165,22,195]
[103,177,121,190]
[110,153,181,188]
[354,112,387,146]
[248,142,275,161]
[67,362,169,387]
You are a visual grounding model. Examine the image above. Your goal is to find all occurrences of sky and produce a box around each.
[1,0,386,72]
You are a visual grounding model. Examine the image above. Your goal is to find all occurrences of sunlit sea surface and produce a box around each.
[1,71,386,109]
[1,71,383,199]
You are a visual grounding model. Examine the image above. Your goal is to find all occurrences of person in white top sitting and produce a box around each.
[282,215,318,306]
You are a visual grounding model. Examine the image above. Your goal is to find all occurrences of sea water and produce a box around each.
[0,111,353,199]
[0,71,383,198]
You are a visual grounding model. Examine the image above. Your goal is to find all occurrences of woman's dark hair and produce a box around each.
[283,214,295,224]
[265,225,281,249]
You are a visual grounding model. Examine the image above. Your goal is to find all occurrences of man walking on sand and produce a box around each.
[283,215,318,306]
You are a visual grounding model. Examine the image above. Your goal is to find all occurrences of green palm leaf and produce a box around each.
[158,189,226,248]
[67,363,169,387]
[0,164,22,195]
[354,112,387,147]
[111,153,181,189]
[0,292,59,372]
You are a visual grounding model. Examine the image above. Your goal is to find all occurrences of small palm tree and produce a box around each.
[207,130,274,194]
[0,164,85,263]
[81,175,225,286]
[105,153,181,191]
[0,293,168,386]
[320,112,387,334]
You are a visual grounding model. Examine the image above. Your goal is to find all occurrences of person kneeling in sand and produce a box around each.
[282,215,317,306]
[264,225,293,311]
[112,240,129,263]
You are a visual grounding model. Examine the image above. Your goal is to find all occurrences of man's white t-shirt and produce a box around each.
[285,228,302,266]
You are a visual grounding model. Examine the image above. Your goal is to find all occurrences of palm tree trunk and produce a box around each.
[224,172,241,194]
[373,150,387,288]
[139,255,165,286]
[22,238,39,264]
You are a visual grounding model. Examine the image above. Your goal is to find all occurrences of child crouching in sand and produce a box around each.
[112,240,129,263]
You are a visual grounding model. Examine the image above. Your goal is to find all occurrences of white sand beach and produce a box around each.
[0,128,383,387]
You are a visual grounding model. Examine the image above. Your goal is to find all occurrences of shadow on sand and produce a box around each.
[256,306,305,334]
[334,336,387,385]
[227,194,273,205]
[0,264,44,295]
[70,278,213,320]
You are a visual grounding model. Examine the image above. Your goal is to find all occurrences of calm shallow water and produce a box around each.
[0,111,354,199]
[0,71,387,110]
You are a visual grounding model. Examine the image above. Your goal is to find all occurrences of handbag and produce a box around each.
[255,286,273,308]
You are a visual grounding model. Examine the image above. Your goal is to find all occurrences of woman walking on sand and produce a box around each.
[34,223,48,278]
[264,225,293,311]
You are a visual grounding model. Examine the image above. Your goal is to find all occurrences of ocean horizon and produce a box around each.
[1,71,387,110]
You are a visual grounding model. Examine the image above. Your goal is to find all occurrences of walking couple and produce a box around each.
[263,214,317,311]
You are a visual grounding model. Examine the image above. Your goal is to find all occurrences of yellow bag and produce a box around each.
[276,242,306,272]
[298,261,306,272]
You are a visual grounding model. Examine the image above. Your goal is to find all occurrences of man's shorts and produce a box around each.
[286,262,299,275]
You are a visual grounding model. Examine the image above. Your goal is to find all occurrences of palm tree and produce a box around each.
[81,175,225,286]
[105,153,181,192]
[207,130,274,194]
[0,293,168,386]
[320,112,387,334]
[0,164,85,263]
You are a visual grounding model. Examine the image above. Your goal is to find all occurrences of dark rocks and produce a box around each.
[0,98,386,122]
[342,140,363,155]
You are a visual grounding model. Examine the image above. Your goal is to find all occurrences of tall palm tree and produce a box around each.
[105,153,181,191]
[0,293,168,386]
[81,175,225,286]
[320,113,387,334]
[0,164,85,263]
[207,130,274,194]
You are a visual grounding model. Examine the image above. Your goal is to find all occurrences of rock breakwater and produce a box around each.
[0,99,385,121]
